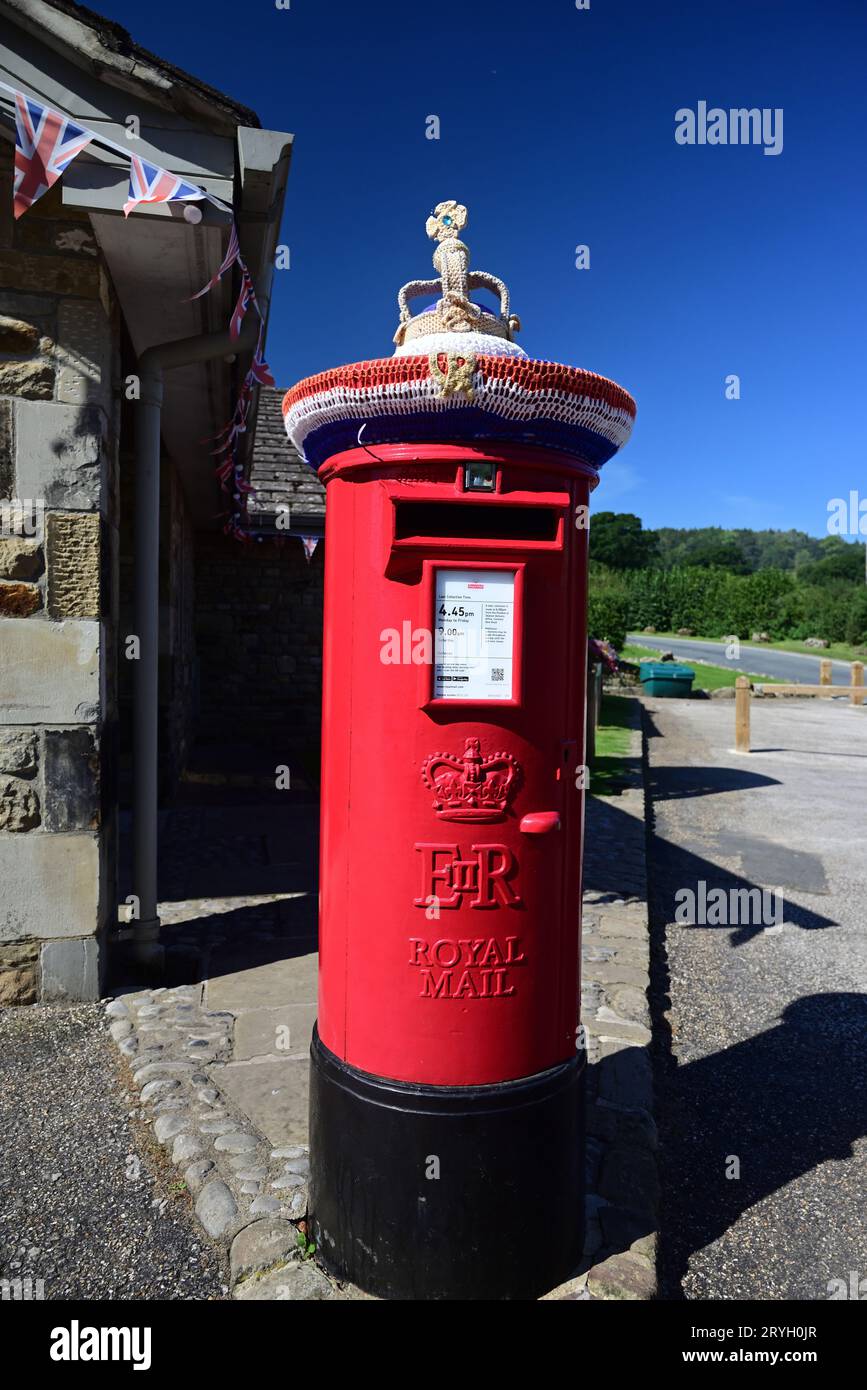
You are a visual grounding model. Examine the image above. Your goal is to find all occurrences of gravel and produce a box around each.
[0,1003,229,1299]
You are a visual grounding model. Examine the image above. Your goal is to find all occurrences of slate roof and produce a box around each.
[6,0,260,131]
[247,387,325,534]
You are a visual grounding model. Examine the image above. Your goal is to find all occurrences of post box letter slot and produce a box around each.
[395,501,559,543]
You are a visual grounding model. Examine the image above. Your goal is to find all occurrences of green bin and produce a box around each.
[639,661,696,697]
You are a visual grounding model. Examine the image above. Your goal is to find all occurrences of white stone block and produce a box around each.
[0,618,99,722]
[13,400,106,510]
[41,937,101,1002]
[0,833,100,942]
[56,301,112,414]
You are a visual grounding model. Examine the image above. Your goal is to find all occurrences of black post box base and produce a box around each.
[308,1027,585,1300]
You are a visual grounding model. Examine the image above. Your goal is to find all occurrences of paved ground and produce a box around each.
[0,1004,228,1299]
[116,795,320,1151]
[139,789,642,1178]
[645,695,867,1299]
[629,635,857,686]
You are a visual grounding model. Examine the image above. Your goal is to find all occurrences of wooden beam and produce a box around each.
[754,685,863,696]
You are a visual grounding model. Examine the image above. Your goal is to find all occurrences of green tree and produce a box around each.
[589,512,658,570]
[845,588,867,646]
[587,564,630,648]
[687,537,749,573]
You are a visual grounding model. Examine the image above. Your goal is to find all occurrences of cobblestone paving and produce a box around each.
[548,695,658,1301]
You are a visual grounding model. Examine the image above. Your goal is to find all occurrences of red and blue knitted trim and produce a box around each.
[283,355,636,473]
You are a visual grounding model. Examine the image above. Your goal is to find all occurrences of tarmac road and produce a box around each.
[629,635,856,686]
[645,695,867,1300]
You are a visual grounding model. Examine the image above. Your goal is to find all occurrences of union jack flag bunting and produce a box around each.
[250,329,275,387]
[189,221,240,300]
[13,93,94,219]
[301,537,320,562]
[230,266,257,340]
[124,154,205,217]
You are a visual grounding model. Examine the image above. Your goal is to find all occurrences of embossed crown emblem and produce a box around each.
[422,738,521,822]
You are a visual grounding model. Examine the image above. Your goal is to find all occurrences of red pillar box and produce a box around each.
[283,201,636,1300]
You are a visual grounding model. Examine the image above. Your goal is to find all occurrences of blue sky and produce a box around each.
[97,0,865,536]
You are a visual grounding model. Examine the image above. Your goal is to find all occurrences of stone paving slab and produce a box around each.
[206,951,317,1012]
[547,694,658,1301]
[232,1003,318,1062]
[215,1057,310,1148]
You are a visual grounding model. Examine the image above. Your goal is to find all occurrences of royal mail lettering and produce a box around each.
[409,935,527,999]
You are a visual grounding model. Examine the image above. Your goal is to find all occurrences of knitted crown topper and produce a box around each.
[393,200,521,351]
[282,199,637,472]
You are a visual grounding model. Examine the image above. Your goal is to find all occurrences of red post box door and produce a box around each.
[316,463,588,1087]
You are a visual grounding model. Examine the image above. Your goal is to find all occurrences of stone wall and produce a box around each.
[194,532,323,766]
[0,147,119,1005]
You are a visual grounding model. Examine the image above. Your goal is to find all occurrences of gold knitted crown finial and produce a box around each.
[393,201,522,350]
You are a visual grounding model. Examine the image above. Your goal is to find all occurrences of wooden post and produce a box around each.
[586,664,597,766]
[819,658,832,687]
[852,661,864,707]
[735,675,751,753]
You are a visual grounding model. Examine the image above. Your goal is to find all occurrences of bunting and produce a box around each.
[189,221,240,300]
[13,92,94,219]
[123,154,206,217]
[230,265,257,341]
[0,82,278,542]
[250,326,276,388]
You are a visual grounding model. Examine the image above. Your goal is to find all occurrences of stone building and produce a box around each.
[0,0,300,1004]
[193,388,324,765]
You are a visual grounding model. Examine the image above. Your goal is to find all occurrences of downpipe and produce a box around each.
[130,280,274,970]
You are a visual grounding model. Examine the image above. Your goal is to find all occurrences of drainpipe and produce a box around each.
[130,267,276,971]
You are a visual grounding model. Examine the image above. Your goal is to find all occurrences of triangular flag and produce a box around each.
[250,326,275,387]
[189,220,240,300]
[230,265,257,340]
[124,154,205,217]
[301,537,320,562]
[13,92,94,219]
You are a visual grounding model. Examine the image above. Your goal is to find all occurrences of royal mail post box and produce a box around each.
[283,202,635,1300]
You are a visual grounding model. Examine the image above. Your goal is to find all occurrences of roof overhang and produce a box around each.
[0,0,292,527]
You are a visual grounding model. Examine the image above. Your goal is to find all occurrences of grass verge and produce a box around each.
[622,643,780,691]
[629,632,867,663]
[589,693,634,796]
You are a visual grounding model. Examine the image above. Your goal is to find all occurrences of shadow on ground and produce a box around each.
[112,787,320,991]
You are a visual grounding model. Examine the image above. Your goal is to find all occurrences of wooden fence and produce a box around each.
[735,660,864,753]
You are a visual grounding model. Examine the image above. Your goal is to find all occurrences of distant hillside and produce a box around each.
[589,514,864,576]
[652,526,826,572]
[587,514,867,649]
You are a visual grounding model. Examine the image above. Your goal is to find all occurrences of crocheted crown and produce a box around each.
[283,200,636,471]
